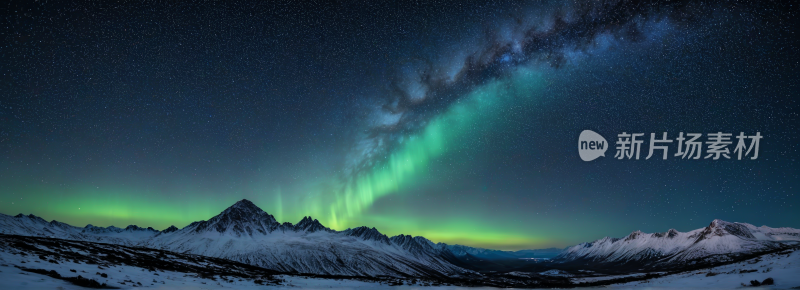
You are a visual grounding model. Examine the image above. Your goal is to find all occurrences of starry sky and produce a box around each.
[1,0,798,250]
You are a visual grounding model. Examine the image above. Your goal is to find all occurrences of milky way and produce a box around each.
[348,0,714,175]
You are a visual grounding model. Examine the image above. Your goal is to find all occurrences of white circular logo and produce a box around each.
[579,130,608,161]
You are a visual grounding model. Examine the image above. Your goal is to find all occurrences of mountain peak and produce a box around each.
[125,225,142,231]
[710,219,728,227]
[190,199,279,236]
[699,219,755,240]
[230,199,259,209]
[124,225,158,232]
[653,228,681,238]
[343,226,390,244]
[295,216,329,232]
[624,230,645,241]
[14,214,47,223]
[217,199,272,217]
[162,225,179,233]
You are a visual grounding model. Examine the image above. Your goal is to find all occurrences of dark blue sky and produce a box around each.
[1,0,798,249]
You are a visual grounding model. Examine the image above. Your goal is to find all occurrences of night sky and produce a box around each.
[2,0,798,250]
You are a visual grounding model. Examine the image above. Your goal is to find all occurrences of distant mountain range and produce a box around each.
[1,199,799,277]
[556,219,800,270]
[447,244,562,259]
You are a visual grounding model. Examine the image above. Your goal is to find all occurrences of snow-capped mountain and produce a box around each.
[0,213,160,245]
[556,219,800,268]
[143,199,468,277]
[0,200,471,277]
[142,200,467,276]
[184,199,281,235]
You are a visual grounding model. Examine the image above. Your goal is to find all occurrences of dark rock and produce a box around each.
[761,277,774,285]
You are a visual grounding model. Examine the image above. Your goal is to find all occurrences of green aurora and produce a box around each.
[1,66,564,250]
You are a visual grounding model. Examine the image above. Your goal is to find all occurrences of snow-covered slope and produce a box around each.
[568,248,800,288]
[557,219,800,267]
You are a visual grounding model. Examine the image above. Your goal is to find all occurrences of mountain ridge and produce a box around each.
[556,219,800,269]
[0,199,476,277]
[2,199,799,276]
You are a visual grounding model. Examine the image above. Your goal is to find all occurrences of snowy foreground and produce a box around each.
[0,245,493,290]
[1,242,799,289]
[606,249,800,289]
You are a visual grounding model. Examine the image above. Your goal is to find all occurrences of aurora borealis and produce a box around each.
[2,1,798,250]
